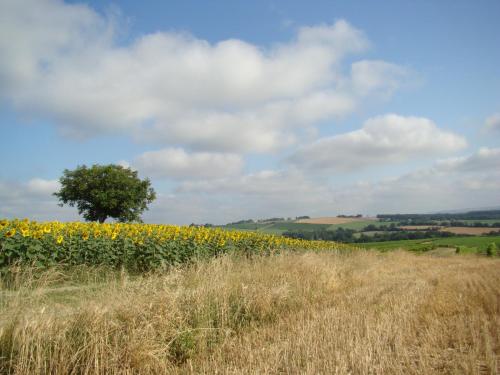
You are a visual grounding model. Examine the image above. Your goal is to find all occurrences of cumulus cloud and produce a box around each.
[484,113,500,133]
[165,169,337,223]
[0,178,78,221]
[349,60,409,97]
[349,149,500,214]
[435,147,500,172]
[289,114,467,171]
[178,169,328,197]
[3,1,490,224]
[134,148,243,180]
[2,148,499,224]
[164,147,500,222]
[26,178,60,195]
[331,174,500,215]
[0,0,408,153]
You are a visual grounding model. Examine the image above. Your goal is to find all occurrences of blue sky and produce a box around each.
[1,0,499,224]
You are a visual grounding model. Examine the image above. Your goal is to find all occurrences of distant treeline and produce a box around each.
[282,228,459,243]
[377,210,500,222]
[227,219,255,225]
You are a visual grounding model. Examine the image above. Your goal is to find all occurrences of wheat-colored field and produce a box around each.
[0,250,498,374]
[441,227,500,235]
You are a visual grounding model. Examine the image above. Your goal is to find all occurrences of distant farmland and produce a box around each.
[295,216,377,225]
[400,225,500,235]
[440,226,500,235]
[224,217,378,234]
[225,221,332,234]
[357,235,500,253]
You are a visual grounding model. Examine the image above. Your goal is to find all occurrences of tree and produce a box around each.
[54,164,156,223]
[486,242,497,257]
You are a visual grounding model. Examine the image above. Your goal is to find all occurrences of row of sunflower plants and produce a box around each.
[0,219,355,271]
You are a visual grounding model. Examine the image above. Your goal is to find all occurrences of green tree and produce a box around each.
[54,164,156,223]
[486,242,497,257]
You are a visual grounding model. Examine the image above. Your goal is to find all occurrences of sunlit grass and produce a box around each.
[1,250,498,374]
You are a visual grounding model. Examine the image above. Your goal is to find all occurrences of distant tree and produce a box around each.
[54,164,156,223]
[486,242,497,257]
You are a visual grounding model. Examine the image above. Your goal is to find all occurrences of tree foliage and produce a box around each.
[54,164,156,223]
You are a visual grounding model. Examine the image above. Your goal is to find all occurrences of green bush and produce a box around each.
[486,242,497,257]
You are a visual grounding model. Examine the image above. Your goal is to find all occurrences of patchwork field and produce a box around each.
[225,221,333,234]
[358,235,500,253]
[1,250,498,374]
[295,216,377,225]
[400,225,500,235]
[400,225,439,230]
[328,220,398,230]
[440,226,500,235]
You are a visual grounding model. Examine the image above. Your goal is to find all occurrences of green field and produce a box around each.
[226,219,500,233]
[327,220,395,231]
[357,235,500,253]
[224,222,274,231]
[224,222,332,234]
[223,221,500,254]
[226,220,384,233]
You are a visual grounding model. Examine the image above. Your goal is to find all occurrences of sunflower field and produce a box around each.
[0,219,354,270]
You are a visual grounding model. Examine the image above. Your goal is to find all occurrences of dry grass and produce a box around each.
[0,251,498,374]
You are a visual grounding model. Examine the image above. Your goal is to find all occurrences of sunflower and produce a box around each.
[4,228,16,238]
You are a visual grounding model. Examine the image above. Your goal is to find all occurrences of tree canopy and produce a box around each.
[54,164,156,223]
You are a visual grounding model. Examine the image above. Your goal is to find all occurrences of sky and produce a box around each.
[0,0,499,224]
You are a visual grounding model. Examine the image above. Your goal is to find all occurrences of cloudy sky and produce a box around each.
[1,0,499,224]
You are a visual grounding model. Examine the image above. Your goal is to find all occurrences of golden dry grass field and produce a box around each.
[441,227,500,235]
[0,250,499,374]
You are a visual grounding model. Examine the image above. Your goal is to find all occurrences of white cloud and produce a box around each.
[0,179,78,221]
[289,114,467,171]
[435,147,500,172]
[26,178,60,195]
[134,148,243,180]
[349,60,409,97]
[116,160,131,169]
[0,0,408,153]
[166,147,500,221]
[484,113,500,133]
[347,150,500,214]
[178,169,327,197]
[4,1,492,225]
[161,169,337,223]
[2,148,499,224]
